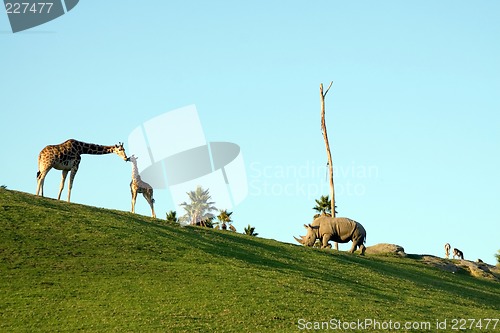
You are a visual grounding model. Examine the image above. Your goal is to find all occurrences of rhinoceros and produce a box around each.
[294,216,366,255]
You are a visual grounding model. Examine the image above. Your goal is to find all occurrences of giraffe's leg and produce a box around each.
[57,170,69,200]
[67,168,78,202]
[36,168,51,197]
[143,191,156,218]
[39,177,45,197]
[150,199,156,219]
[150,190,156,218]
[131,189,137,213]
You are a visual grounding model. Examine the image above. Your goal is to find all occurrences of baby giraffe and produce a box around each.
[127,155,156,218]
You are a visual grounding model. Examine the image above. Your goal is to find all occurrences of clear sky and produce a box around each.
[1,1,499,264]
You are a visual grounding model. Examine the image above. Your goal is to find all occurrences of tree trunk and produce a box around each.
[320,82,335,219]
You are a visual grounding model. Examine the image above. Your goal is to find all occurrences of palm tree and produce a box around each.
[217,209,233,230]
[166,210,178,224]
[313,195,337,218]
[244,224,258,237]
[180,186,217,226]
[495,250,500,266]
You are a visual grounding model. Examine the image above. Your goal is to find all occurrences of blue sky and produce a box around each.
[1,1,499,264]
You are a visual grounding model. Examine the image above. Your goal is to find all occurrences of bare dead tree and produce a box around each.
[320,81,338,251]
[320,81,335,218]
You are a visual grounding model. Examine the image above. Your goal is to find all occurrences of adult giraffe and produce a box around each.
[36,139,128,202]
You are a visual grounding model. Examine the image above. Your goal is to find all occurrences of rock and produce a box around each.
[457,260,499,281]
[421,255,499,281]
[365,243,406,256]
[363,243,499,281]
[421,255,460,274]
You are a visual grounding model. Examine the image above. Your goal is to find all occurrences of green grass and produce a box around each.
[1,188,499,332]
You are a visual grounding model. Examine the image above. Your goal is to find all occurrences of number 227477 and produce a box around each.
[5,2,54,14]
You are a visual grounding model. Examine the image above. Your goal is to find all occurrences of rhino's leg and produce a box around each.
[349,236,366,254]
[321,234,332,249]
[359,243,366,256]
[350,238,366,255]
[348,242,357,253]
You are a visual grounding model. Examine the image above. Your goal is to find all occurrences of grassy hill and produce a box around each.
[1,188,499,332]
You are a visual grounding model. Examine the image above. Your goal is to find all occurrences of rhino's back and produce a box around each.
[311,216,356,226]
[331,218,359,238]
[311,216,356,234]
[332,217,357,226]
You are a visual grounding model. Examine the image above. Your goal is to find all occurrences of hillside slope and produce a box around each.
[1,189,499,332]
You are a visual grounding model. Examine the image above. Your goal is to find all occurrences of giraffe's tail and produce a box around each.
[36,171,41,179]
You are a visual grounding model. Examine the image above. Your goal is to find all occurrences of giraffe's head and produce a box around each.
[113,142,128,161]
[127,154,138,163]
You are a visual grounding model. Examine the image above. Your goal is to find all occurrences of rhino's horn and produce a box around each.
[294,236,304,244]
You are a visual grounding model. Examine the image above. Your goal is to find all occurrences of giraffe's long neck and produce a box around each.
[131,160,141,181]
[77,141,115,155]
